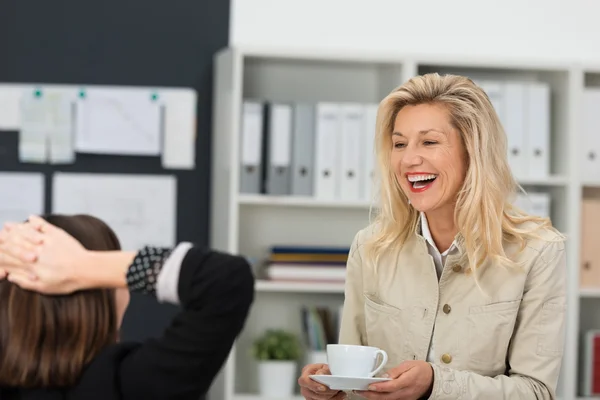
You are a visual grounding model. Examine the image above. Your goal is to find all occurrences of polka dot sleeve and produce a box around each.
[126,246,173,295]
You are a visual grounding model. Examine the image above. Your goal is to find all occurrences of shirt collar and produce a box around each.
[419,212,459,256]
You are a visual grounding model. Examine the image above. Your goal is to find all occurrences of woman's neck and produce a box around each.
[424,208,458,253]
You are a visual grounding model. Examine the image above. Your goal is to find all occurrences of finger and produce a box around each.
[367,372,413,393]
[331,391,347,400]
[3,266,38,281]
[0,269,6,280]
[6,271,41,292]
[366,362,416,393]
[300,387,342,400]
[0,250,31,267]
[383,361,415,379]
[308,366,336,393]
[354,389,408,400]
[15,223,45,245]
[299,364,331,392]
[0,242,38,263]
[28,215,53,234]
[302,363,328,375]
[315,366,332,375]
[0,228,9,244]
[3,222,18,232]
[7,232,39,259]
[300,376,331,394]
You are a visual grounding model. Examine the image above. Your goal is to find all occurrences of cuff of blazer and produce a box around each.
[156,242,193,305]
[428,363,465,400]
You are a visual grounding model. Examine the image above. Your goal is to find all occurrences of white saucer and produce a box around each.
[309,375,391,391]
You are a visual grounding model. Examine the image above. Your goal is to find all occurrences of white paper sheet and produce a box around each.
[47,90,76,164]
[0,85,23,131]
[52,173,177,251]
[19,87,75,164]
[75,87,162,156]
[161,89,197,169]
[19,88,49,163]
[0,172,45,226]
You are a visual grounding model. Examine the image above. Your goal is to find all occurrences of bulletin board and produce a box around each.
[0,0,231,343]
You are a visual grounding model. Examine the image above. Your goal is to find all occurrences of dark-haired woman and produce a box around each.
[0,214,254,400]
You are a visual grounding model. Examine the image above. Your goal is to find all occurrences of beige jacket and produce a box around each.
[339,220,567,399]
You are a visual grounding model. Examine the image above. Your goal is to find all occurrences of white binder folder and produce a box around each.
[339,104,363,201]
[239,100,264,194]
[291,103,316,196]
[582,89,600,184]
[363,104,378,202]
[503,82,526,179]
[478,81,505,124]
[526,82,550,179]
[313,103,341,200]
[265,103,293,195]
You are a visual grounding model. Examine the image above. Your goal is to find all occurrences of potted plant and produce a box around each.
[251,329,302,397]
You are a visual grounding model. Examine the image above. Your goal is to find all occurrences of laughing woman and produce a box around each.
[299,73,566,400]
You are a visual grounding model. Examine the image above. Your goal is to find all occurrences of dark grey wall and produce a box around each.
[0,0,229,341]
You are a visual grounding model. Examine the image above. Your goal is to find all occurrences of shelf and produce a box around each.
[255,280,345,294]
[238,176,566,211]
[239,194,373,209]
[582,181,600,188]
[517,175,569,186]
[580,288,600,298]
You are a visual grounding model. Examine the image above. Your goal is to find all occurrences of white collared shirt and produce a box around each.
[420,212,458,279]
[420,212,459,363]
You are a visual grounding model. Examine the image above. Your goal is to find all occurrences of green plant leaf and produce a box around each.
[251,329,302,361]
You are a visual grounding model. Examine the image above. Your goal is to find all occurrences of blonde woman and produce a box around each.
[299,73,566,400]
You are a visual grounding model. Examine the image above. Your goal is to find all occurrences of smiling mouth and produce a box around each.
[407,174,438,190]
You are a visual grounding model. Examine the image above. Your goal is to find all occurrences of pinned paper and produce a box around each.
[19,87,75,164]
[75,87,162,156]
[0,172,45,226]
[0,85,22,131]
[161,89,197,169]
[52,172,177,251]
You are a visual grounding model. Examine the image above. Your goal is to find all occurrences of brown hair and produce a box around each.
[0,214,121,388]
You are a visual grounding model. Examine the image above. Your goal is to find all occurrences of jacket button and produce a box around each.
[441,353,452,364]
[452,264,461,272]
[443,304,451,314]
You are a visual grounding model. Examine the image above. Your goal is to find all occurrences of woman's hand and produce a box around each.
[0,215,88,294]
[299,363,346,400]
[0,220,42,281]
[355,361,433,400]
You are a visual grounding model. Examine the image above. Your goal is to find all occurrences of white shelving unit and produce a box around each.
[208,46,592,400]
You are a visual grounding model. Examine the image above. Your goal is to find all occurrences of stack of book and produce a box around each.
[264,245,349,283]
[301,305,341,352]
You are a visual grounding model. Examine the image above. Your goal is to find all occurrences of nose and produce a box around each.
[401,143,423,168]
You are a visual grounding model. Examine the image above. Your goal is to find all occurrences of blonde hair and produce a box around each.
[365,73,563,279]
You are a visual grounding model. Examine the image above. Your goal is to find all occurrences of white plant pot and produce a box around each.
[258,360,296,397]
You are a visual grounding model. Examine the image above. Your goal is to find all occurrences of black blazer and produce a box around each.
[0,246,255,400]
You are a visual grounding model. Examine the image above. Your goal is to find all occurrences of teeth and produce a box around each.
[407,174,437,182]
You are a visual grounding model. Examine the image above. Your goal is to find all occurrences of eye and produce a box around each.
[423,140,437,146]
[394,142,406,149]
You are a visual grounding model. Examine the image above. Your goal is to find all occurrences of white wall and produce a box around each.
[230,0,600,64]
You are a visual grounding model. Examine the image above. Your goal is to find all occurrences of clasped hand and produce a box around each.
[299,360,433,400]
[0,215,86,294]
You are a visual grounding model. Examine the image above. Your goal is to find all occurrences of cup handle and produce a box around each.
[369,349,388,377]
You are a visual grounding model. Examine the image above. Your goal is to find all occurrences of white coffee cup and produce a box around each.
[327,344,388,377]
